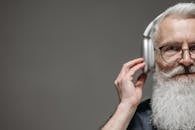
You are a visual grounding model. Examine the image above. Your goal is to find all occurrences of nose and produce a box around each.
[179,49,193,67]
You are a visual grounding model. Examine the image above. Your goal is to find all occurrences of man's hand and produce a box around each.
[114,58,147,107]
[101,58,147,130]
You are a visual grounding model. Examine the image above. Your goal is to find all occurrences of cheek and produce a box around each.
[155,53,175,72]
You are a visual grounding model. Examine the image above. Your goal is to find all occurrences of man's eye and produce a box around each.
[160,45,180,52]
[190,45,195,52]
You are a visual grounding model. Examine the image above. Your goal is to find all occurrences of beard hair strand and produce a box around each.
[152,65,195,130]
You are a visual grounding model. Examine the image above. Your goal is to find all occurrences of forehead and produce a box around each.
[157,15,195,47]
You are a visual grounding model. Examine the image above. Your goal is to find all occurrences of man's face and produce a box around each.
[152,16,195,130]
[155,15,195,79]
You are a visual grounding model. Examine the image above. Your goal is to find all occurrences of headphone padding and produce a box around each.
[142,38,155,73]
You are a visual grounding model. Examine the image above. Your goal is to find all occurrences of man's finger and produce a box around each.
[135,73,147,88]
[122,58,144,71]
[125,62,145,80]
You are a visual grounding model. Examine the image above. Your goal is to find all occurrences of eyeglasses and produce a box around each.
[155,44,195,64]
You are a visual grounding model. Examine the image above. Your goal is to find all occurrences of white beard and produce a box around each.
[152,65,195,130]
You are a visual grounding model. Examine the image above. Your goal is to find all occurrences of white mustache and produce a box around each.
[163,66,195,78]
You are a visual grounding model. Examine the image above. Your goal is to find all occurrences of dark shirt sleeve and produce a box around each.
[127,99,157,130]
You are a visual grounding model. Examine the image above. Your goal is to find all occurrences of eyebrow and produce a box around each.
[188,42,195,45]
[159,41,182,48]
[158,41,195,49]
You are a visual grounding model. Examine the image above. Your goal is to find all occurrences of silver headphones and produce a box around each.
[142,13,164,73]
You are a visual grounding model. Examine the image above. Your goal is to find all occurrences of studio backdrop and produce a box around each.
[1,0,192,130]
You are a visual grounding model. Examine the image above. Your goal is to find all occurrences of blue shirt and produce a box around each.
[127,99,157,130]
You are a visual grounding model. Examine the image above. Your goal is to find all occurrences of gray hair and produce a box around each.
[151,2,195,46]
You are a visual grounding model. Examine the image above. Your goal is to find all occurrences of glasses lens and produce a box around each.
[160,45,181,63]
[190,44,195,59]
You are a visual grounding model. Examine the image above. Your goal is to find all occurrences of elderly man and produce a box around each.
[101,2,195,130]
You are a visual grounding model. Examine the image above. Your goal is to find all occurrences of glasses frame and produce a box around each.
[154,47,195,64]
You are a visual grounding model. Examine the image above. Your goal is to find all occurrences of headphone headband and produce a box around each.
[143,13,164,38]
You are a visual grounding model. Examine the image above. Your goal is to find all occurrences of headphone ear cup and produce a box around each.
[148,39,155,71]
[142,38,155,73]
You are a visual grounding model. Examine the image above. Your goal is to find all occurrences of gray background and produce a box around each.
[1,0,193,130]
